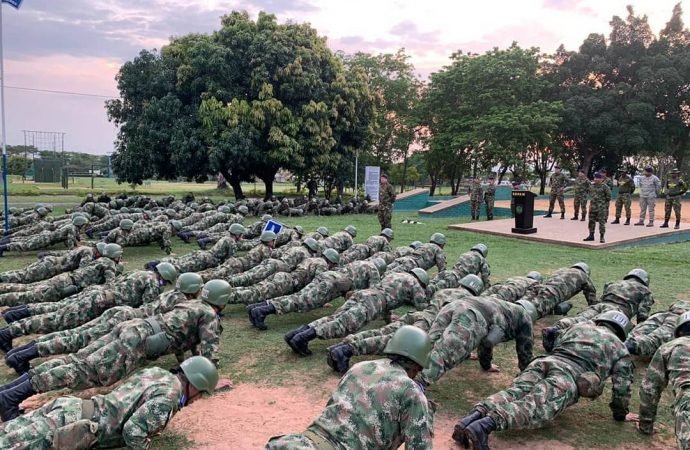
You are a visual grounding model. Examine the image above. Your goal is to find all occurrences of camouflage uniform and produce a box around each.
[117,222,172,255]
[4,223,81,252]
[29,301,221,393]
[321,231,354,253]
[270,259,381,314]
[450,250,490,289]
[469,180,483,219]
[639,336,690,448]
[627,301,690,357]
[232,257,329,305]
[475,323,633,430]
[0,258,119,307]
[7,211,43,229]
[7,271,161,339]
[664,175,687,224]
[588,181,612,239]
[266,359,433,450]
[5,220,58,238]
[339,243,373,265]
[614,174,635,221]
[0,246,97,284]
[572,173,590,220]
[377,180,397,230]
[229,246,312,287]
[552,279,654,331]
[482,276,537,303]
[520,267,597,318]
[198,242,272,281]
[484,182,496,220]
[547,171,568,215]
[0,367,183,450]
[387,243,446,273]
[309,272,428,340]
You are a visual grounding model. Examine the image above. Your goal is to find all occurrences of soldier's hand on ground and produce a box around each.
[390,313,400,321]
[216,378,233,392]
[487,364,500,373]
[469,352,478,360]
[625,413,639,423]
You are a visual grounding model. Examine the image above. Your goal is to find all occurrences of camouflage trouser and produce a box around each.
[163,251,219,274]
[347,309,435,356]
[90,217,119,233]
[484,196,495,219]
[6,234,74,253]
[665,196,682,222]
[198,258,246,282]
[310,291,387,339]
[520,287,565,319]
[232,272,300,305]
[573,193,588,218]
[615,193,631,219]
[377,206,392,230]
[483,284,527,303]
[470,200,482,218]
[553,303,619,331]
[265,433,319,450]
[9,291,113,338]
[420,305,487,385]
[340,245,370,265]
[0,256,67,284]
[477,356,579,430]
[548,192,565,213]
[35,306,138,357]
[229,260,291,287]
[386,257,417,274]
[674,393,690,450]
[31,320,152,392]
[270,280,340,314]
[626,312,676,357]
[0,396,83,450]
[588,206,606,235]
[0,278,74,307]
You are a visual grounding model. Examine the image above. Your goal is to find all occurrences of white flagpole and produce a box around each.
[0,1,9,231]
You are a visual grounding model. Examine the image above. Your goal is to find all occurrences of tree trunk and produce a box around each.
[222,169,245,200]
[400,157,409,194]
[498,166,509,184]
[259,169,278,201]
[539,172,547,195]
[581,151,595,176]
[429,178,437,196]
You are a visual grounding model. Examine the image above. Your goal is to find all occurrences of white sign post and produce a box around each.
[364,166,380,202]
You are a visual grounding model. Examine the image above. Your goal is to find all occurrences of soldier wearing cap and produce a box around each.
[584,172,611,243]
[484,175,497,220]
[378,173,396,230]
[544,165,568,219]
[661,168,687,229]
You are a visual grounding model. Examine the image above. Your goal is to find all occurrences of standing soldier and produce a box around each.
[570,168,590,221]
[661,168,687,229]
[484,175,496,220]
[584,172,611,243]
[612,170,635,225]
[378,173,396,230]
[544,165,568,219]
[635,166,661,227]
[468,176,483,221]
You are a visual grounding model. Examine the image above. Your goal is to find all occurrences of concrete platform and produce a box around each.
[448,215,690,249]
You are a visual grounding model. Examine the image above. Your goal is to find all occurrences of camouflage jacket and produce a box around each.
[590,183,611,211]
[277,245,312,269]
[452,250,491,288]
[572,175,591,196]
[340,244,372,264]
[468,180,483,201]
[379,181,397,207]
[617,175,635,194]
[309,359,433,449]
[410,243,447,272]
[639,336,690,433]
[61,246,98,271]
[552,322,633,419]
[92,367,182,449]
[124,222,172,253]
[238,242,273,269]
[483,276,537,303]
[321,231,354,253]
[600,279,654,322]
[138,290,190,318]
[394,246,415,258]
[291,257,330,285]
[275,228,302,247]
[108,270,162,307]
[365,235,391,254]
[484,183,496,199]
[549,172,568,194]
[665,177,688,198]
[377,272,429,311]
[70,257,120,288]
[340,259,381,291]
[157,300,222,366]
[528,267,597,305]
[208,236,240,262]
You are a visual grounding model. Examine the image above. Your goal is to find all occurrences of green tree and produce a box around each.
[6,157,30,176]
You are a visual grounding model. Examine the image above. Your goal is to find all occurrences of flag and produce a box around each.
[263,220,284,235]
[2,0,23,9]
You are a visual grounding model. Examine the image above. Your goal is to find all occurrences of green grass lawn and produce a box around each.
[0,212,683,448]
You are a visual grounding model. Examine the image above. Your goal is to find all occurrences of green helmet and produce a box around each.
[410,241,423,249]
[261,214,272,222]
[200,279,232,307]
[34,203,46,210]
[165,209,177,218]
[459,274,484,295]
[237,205,249,215]
[594,311,631,342]
[384,325,432,368]
[170,220,183,231]
[189,202,199,209]
[471,243,488,258]
[316,226,329,237]
[103,243,123,259]
[430,233,446,246]
[527,271,542,282]
[95,242,107,255]
[410,268,429,288]
[675,311,690,337]
[175,272,204,294]
[119,219,134,231]
[109,200,117,209]
[120,207,130,214]
[624,268,649,287]
[344,225,357,237]
[572,262,591,276]
[516,299,539,322]
[323,248,340,265]
[36,207,48,217]
[380,228,394,240]
[179,356,219,395]
[218,205,231,214]
[260,230,277,243]
[294,226,304,236]
[372,257,387,275]
[155,262,179,283]
[303,237,320,253]
[72,216,89,227]
[229,223,246,236]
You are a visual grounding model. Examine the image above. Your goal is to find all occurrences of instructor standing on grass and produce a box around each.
[378,173,396,231]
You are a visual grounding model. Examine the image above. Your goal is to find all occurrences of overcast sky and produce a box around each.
[1,0,684,154]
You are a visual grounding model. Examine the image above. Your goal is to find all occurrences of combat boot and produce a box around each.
[36,251,49,259]
[250,303,276,331]
[178,232,191,243]
[5,341,38,375]
[570,214,578,220]
[144,260,160,271]
[624,218,630,225]
[0,237,9,245]
[0,327,13,352]
[610,218,620,224]
[660,221,669,228]
[452,409,485,445]
[246,301,267,326]
[287,326,317,357]
[541,327,559,352]
[560,211,565,219]
[625,339,639,355]
[583,233,595,241]
[0,245,7,257]
[554,302,573,315]
[197,238,209,250]
[464,416,497,450]
[0,377,36,422]
[600,233,605,243]
[487,215,493,221]
[284,324,309,344]
[2,305,30,323]
[85,227,95,238]
[580,216,586,221]
[326,343,354,374]
[543,211,552,218]
[676,220,681,230]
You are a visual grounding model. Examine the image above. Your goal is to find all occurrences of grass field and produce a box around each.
[0,211,683,448]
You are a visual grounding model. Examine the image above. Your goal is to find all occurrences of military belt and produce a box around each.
[303,429,337,450]
[81,399,96,421]
[145,317,163,334]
